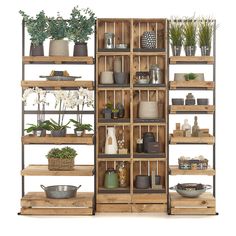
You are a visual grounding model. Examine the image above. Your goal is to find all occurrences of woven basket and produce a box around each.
[48,158,74,171]
[178,158,208,170]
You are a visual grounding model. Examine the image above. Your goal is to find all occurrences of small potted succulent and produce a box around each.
[46,146,77,171]
[68,6,96,56]
[111,108,119,119]
[169,18,183,56]
[102,103,113,119]
[19,10,48,56]
[24,120,50,137]
[47,119,70,137]
[70,119,93,136]
[48,13,69,56]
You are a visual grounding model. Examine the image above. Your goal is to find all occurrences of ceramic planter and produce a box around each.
[172,98,184,105]
[105,127,118,154]
[184,46,196,56]
[197,98,209,105]
[33,129,46,137]
[74,130,85,137]
[114,72,128,84]
[112,111,119,119]
[139,101,158,119]
[174,73,205,82]
[100,71,114,84]
[49,40,69,56]
[73,42,88,56]
[104,168,119,188]
[103,109,112,119]
[51,128,66,137]
[30,43,44,56]
[135,175,150,189]
[171,45,182,56]
[201,46,211,56]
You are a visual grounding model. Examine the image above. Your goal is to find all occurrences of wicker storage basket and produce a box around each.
[178,158,208,170]
[48,158,74,171]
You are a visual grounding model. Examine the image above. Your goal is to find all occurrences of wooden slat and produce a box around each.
[97,194,131,203]
[133,52,166,56]
[170,105,215,113]
[21,192,93,208]
[21,81,94,89]
[132,194,167,204]
[171,208,216,215]
[170,56,214,64]
[170,135,215,144]
[96,204,131,212]
[170,81,214,90]
[22,134,94,144]
[21,165,94,176]
[23,56,94,64]
[21,208,93,215]
[132,204,166,212]
[97,52,130,56]
[169,165,215,176]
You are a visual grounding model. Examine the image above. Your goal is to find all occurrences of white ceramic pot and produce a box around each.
[139,101,158,119]
[105,127,118,154]
[100,71,114,84]
[49,40,69,56]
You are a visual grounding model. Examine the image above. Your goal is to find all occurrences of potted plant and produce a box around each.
[198,18,214,56]
[68,6,96,56]
[46,119,70,137]
[102,103,113,119]
[47,146,77,170]
[169,18,183,56]
[184,73,197,81]
[112,108,119,119]
[19,10,48,56]
[183,17,197,56]
[48,13,69,56]
[24,120,50,137]
[70,119,93,136]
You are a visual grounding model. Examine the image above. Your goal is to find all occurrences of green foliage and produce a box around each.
[68,6,96,43]
[106,103,113,110]
[183,18,197,46]
[46,147,77,159]
[48,14,68,40]
[169,20,183,46]
[24,121,50,133]
[112,108,119,113]
[19,10,48,46]
[184,73,197,81]
[198,19,214,47]
[45,119,70,131]
[70,119,93,131]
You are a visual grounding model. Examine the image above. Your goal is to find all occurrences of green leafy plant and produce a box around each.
[106,103,113,110]
[70,119,93,131]
[169,19,183,46]
[46,147,77,159]
[183,17,197,46]
[46,119,70,131]
[19,10,48,46]
[68,6,96,43]
[48,13,68,40]
[184,73,197,81]
[24,121,47,133]
[112,108,119,113]
[198,18,214,47]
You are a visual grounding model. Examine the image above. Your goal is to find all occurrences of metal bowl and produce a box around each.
[170,183,211,198]
[41,185,81,199]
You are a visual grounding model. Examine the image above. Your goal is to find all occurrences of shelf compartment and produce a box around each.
[133,153,166,159]
[170,135,215,144]
[21,164,94,176]
[169,165,215,176]
[97,193,131,203]
[169,56,214,64]
[22,134,94,145]
[98,187,130,194]
[169,81,214,90]
[169,105,215,114]
[98,154,131,158]
[23,56,94,64]
[170,192,216,215]
[20,192,94,215]
[21,81,94,90]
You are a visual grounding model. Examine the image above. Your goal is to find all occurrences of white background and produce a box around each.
[0,0,235,235]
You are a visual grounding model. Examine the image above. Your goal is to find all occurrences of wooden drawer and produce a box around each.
[97,194,131,203]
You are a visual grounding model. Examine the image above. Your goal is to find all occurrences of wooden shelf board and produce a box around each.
[98,154,131,159]
[23,56,94,64]
[21,80,94,89]
[133,83,166,88]
[170,135,215,144]
[98,118,130,123]
[21,164,94,176]
[133,86,166,91]
[170,56,214,64]
[97,51,130,56]
[98,187,130,194]
[133,153,166,159]
[169,81,214,90]
[98,48,130,53]
[133,48,166,53]
[22,134,94,144]
[133,118,166,124]
[169,165,215,176]
[169,105,215,114]
[133,188,165,194]
[98,84,130,89]
[132,193,167,204]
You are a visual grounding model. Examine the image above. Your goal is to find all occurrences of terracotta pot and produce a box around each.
[49,40,69,56]
[30,43,44,56]
[73,42,88,56]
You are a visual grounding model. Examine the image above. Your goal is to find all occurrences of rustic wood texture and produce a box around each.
[169,165,215,176]
[170,135,215,144]
[21,165,94,176]
[21,208,93,215]
[170,105,215,113]
[96,204,132,212]
[23,56,94,64]
[132,194,167,203]
[132,204,166,212]
[170,56,214,64]
[97,194,131,203]
[170,208,216,215]
[22,134,94,144]
[170,81,214,90]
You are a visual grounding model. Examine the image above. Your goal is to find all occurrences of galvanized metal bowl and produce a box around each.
[41,185,81,199]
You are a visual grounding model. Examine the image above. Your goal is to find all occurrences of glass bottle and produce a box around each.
[192,116,199,137]
[116,161,128,187]
[182,119,191,137]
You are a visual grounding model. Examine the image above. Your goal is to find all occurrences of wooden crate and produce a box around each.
[169,165,215,176]
[169,81,214,90]
[170,135,215,144]
[169,56,214,64]
[169,105,215,114]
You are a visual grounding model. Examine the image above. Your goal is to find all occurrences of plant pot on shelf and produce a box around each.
[49,40,69,56]
[73,42,88,56]
[184,46,196,56]
[171,45,182,56]
[114,72,128,84]
[30,43,44,56]
[51,128,66,137]
[105,127,118,154]
[100,71,114,84]
[103,108,112,119]
[116,103,125,118]
[33,129,46,137]
[135,175,150,189]
[48,158,74,171]
[74,129,85,137]
[139,101,158,119]
[111,110,119,119]
[200,46,211,56]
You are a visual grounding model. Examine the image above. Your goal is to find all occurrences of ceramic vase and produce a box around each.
[105,127,118,154]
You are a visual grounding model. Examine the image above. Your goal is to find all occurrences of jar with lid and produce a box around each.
[149,64,163,84]
[104,32,114,49]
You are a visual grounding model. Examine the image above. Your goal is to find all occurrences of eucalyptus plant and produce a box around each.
[198,18,214,47]
[169,18,183,46]
[19,10,48,46]
[183,17,197,47]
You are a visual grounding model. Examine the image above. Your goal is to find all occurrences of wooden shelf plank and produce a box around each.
[97,51,130,56]
[131,204,166,213]
[23,56,94,64]
[169,165,215,176]
[98,187,130,194]
[169,105,215,114]
[133,153,166,159]
[98,154,131,158]
[21,208,93,215]
[170,81,214,90]
[22,134,94,145]
[133,51,166,56]
[97,194,131,203]
[21,80,94,89]
[21,164,94,176]
[96,204,131,213]
[132,193,167,204]
[170,135,215,144]
[98,118,130,124]
[170,56,214,64]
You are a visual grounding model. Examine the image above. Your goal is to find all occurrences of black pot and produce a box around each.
[136,143,143,153]
[172,98,184,105]
[171,45,182,56]
[197,98,209,105]
[184,46,196,56]
[30,43,44,56]
[201,46,211,56]
[135,175,150,189]
[143,132,155,153]
[116,103,125,118]
[51,129,66,137]
[112,111,119,119]
[185,99,195,105]
[73,42,88,56]
[153,175,161,185]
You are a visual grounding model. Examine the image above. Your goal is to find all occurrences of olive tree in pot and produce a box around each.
[198,18,214,56]
[183,17,197,56]
[48,13,69,56]
[19,10,48,56]
[68,6,96,56]
[169,18,183,56]
[70,119,93,136]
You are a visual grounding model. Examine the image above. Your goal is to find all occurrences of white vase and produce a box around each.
[105,127,118,154]
[100,71,114,84]
[49,40,69,56]
[139,101,158,119]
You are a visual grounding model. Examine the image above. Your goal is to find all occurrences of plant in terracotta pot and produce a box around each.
[19,10,48,56]
[48,13,69,56]
[198,18,214,56]
[46,146,77,171]
[68,6,96,56]
[46,119,70,137]
[24,120,50,137]
[169,18,183,56]
[70,119,93,136]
